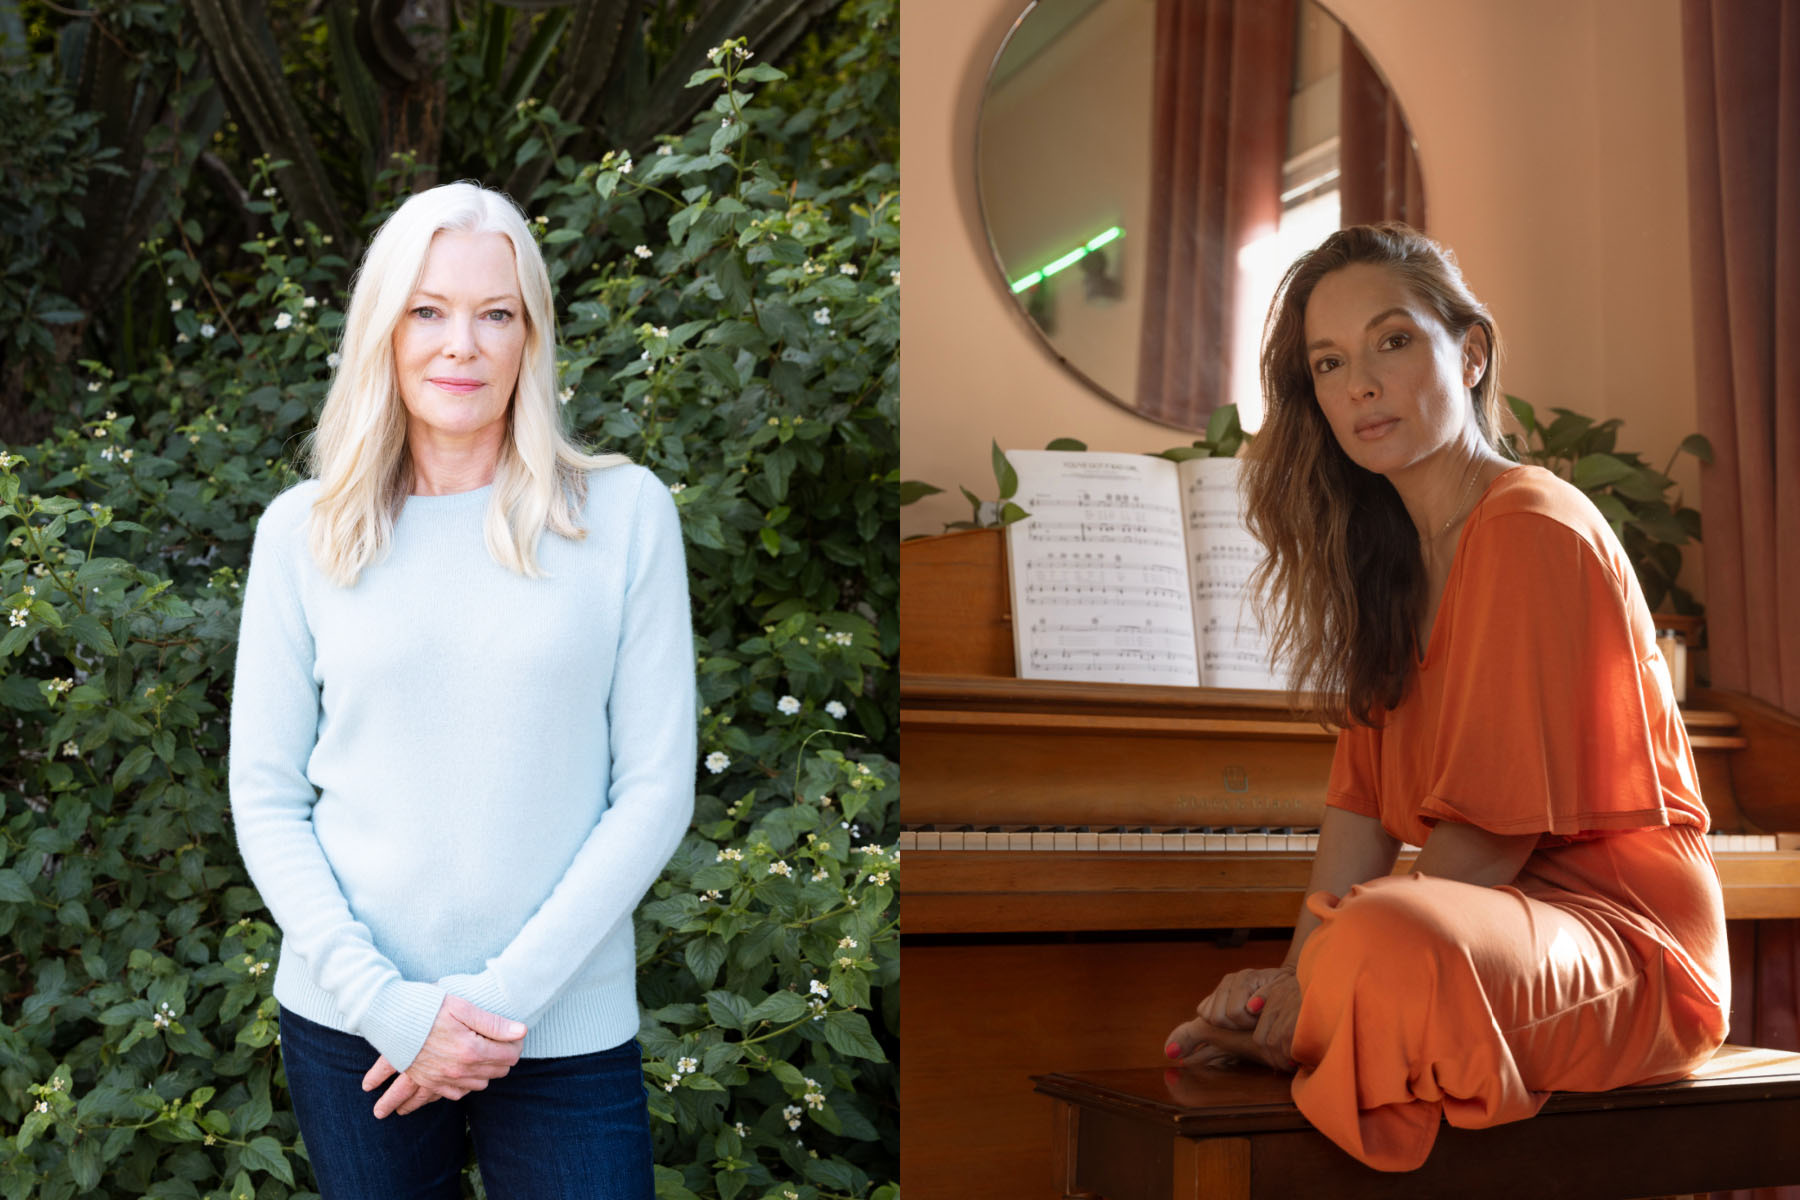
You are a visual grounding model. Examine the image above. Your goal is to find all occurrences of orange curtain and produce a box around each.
[1337,31,1425,229]
[1135,0,1293,428]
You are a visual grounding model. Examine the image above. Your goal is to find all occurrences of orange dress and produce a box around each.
[1289,464,1730,1171]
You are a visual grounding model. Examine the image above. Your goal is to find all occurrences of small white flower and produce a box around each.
[87,381,101,392]
[838,937,857,949]
[302,296,316,309]
[634,244,652,259]
[812,307,830,326]
[100,447,115,462]
[868,870,890,886]
[653,325,669,338]
[120,449,133,463]
[777,695,800,716]
[200,323,216,338]
[783,1104,803,1130]
[61,741,78,758]
[733,1121,748,1136]
[858,763,871,775]
[810,868,829,882]
[768,861,792,877]
[678,1056,698,1073]
[22,587,35,598]
[839,263,858,276]
[837,955,856,969]
[176,332,189,343]
[707,45,723,64]
[327,352,342,368]
[669,482,686,494]
[890,268,901,286]
[262,187,277,198]
[216,422,229,433]
[702,889,722,901]
[656,144,672,156]
[169,298,182,312]
[809,979,829,999]
[274,312,293,331]
[705,750,731,774]
[33,1101,46,1114]
[534,214,548,225]
[715,847,743,862]
[8,607,26,628]
[48,677,70,693]
[559,386,574,405]
[825,700,847,719]
[720,117,731,129]
[804,1087,825,1111]
[250,960,269,976]
[618,158,633,175]
[0,453,13,469]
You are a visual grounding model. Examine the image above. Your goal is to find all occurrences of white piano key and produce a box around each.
[1098,832,1122,851]
[1224,833,1247,852]
[1161,833,1186,851]
[1054,830,1078,851]
[1205,833,1227,851]
[1183,832,1209,851]
[1008,831,1033,851]
[1076,830,1099,851]
[1120,831,1144,851]
[898,830,917,851]
[1246,833,1268,851]
[1031,831,1056,851]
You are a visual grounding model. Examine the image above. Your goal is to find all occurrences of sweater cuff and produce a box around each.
[357,980,446,1073]
[437,970,519,1023]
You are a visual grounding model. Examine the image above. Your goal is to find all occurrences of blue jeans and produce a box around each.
[277,1005,653,1200]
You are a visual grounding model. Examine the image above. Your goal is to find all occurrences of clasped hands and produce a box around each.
[362,994,526,1119]
[1162,965,1301,1073]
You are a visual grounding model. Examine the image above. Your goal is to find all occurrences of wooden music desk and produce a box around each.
[1033,1045,1800,1200]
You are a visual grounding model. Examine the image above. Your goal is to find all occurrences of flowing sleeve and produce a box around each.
[435,471,697,1023]
[1417,510,1669,836]
[1326,725,1383,819]
[228,489,447,1071]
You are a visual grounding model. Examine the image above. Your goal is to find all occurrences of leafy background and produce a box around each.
[0,2,899,1197]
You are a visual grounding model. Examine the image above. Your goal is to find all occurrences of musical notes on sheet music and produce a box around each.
[1005,452,1202,686]
[1000,451,1285,689]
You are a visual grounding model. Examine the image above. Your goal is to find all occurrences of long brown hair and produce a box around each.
[1244,223,1504,727]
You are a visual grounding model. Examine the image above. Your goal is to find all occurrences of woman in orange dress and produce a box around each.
[1162,223,1730,1172]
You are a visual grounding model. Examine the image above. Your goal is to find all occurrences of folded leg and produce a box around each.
[1288,870,1713,1172]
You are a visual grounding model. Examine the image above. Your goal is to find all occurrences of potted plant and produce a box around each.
[1500,395,1711,618]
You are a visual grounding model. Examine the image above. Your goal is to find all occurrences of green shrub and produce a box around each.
[0,5,898,1198]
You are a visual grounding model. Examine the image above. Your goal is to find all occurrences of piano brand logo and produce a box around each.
[1222,766,1250,793]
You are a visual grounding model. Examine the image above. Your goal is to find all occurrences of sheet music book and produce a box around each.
[1002,450,1283,689]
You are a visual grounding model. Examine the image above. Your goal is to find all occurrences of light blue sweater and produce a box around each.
[228,464,696,1073]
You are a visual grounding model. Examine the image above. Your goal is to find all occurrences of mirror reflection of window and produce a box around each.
[978,0,1424,436]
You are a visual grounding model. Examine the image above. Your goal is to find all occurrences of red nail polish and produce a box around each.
[1247,996,1265,1014]
[1165,1041,1182,1059]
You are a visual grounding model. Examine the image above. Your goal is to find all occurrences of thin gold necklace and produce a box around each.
[1433,465,1481,543]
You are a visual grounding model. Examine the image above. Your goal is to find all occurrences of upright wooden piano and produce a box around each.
[898,529,1800,1200]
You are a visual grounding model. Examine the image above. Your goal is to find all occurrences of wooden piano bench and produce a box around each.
[1032,1044,1800,1200]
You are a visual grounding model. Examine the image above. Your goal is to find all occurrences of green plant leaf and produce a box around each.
[1679,433,1714,464]
[898,480,943,506]
[821,1010,887,1061]
[991,440,1019,500]
[1569,453,1637,491]
[1044,437,1087,451]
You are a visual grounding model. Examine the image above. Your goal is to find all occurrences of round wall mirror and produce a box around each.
[976,0,1425,434]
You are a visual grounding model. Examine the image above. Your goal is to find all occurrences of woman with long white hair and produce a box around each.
[229,180,693,1197]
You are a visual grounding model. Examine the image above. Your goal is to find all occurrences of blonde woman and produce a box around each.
[1162,224,1727,1172]
[229,181,693,1198]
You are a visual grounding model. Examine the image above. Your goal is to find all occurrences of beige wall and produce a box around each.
[900,0,1705,598]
